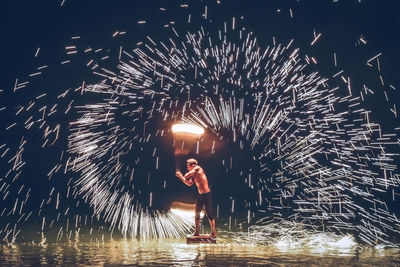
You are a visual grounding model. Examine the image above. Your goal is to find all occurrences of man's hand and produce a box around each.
[175,169,194,186]
[175,170,183,178]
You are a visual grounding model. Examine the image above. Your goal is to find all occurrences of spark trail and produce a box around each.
[0,1,399,246]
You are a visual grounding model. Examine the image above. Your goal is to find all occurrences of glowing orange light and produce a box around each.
[171,123,205,135]
[170,208,205,218]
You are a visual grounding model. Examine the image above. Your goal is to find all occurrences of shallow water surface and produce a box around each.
[1,237,400,266]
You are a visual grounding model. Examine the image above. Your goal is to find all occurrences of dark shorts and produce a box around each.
[195,192,214,220]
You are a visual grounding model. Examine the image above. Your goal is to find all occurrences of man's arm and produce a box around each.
[175,169,196,186]
[183,167,198,180]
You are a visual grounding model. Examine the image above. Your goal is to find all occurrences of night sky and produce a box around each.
[1,0,400,241]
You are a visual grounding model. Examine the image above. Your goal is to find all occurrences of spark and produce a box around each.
[0,1,399,247]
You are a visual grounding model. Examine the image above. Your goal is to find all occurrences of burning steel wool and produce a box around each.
[0,1,399,248]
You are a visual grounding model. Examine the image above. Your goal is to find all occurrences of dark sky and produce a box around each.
[1,0,399,87]
[1,0,399,105]
[1,0,400,224]
[1,0,399,127]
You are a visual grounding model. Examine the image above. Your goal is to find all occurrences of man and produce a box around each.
[175,158,216,238]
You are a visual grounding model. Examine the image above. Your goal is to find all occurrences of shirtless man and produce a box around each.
[175,158,216,238]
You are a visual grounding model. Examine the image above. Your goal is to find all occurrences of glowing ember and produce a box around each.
[172,124,205,135]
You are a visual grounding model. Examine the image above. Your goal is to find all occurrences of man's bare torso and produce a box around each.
[191,166,210,194]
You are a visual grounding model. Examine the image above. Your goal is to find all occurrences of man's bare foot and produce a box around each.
[209,232,216,239]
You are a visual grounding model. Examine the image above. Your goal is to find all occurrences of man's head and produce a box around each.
[186,158,198,170]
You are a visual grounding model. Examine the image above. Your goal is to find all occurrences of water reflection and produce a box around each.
[1,238,400,266]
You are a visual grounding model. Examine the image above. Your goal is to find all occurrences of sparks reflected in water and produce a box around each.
[1,229,399,266]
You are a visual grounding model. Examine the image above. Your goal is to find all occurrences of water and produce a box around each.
[1,232,400,266]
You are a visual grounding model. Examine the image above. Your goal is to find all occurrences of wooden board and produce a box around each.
[186,234,216,244]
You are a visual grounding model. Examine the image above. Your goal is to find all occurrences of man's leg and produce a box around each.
[208,218,216,238]
[194,217,200,236]
[194,197,203,236]
[204,193,216,237]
